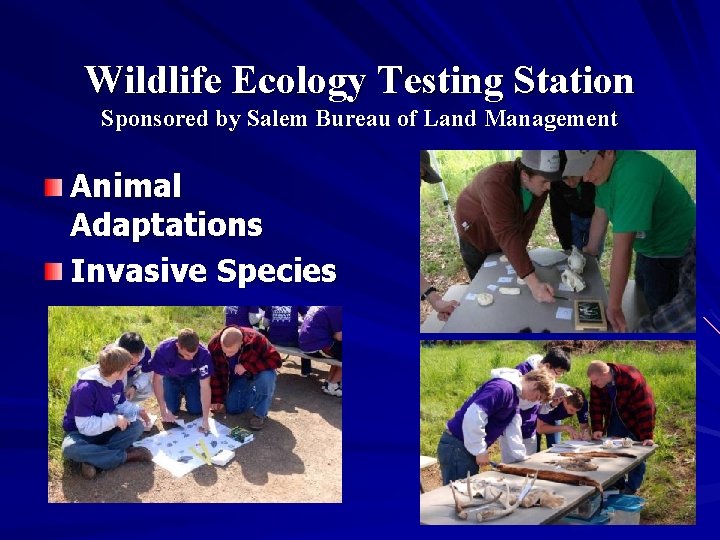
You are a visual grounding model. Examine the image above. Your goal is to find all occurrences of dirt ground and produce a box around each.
[48,358,342,503]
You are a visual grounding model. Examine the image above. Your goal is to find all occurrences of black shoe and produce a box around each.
[621,487,638,495]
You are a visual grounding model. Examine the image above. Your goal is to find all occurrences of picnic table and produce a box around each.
[438,252,610,333]
[420,441,656,525]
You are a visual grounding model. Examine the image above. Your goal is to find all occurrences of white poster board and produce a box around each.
[133,418,252,477]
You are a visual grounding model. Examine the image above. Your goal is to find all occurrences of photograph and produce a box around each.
[48,305,342,503]
[420,340,695,525]
[420,150,696,333]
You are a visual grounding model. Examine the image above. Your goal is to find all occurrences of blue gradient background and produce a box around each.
[0,0,713,533]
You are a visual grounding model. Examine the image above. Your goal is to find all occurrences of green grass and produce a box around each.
[48,306,223,471]
[420,340,696,524]
[420,150,696,287]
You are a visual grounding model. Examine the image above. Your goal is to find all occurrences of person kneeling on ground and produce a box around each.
[61,346,153,479]
[208,326,282,431]
[149,328,214,433]
[299,306,342,396]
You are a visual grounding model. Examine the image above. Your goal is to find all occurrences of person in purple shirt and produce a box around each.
[299,306,342,396]
[262,306,309,347]
[224,306,260,327]
[109,332,153,403]
[62,346,153,479]
[148,328,214,433]
[536,386,589,450]
[437,368,554,485]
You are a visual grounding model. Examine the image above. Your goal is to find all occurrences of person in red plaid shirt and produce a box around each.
[587,360,656,494]
[208,326,282,431]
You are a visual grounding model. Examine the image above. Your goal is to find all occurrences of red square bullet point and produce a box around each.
[45,178,62,197]
[45,263,62,281]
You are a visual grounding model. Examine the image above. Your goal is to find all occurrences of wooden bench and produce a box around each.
[273,345,342,368]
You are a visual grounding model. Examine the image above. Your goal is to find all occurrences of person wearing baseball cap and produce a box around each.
[453,150,562,303]
[568,150,695,332]
[550,151,601,253]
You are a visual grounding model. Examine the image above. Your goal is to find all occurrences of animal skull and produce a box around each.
[561,268,586,293]
[450,472,557,522]
[568,246,586,274]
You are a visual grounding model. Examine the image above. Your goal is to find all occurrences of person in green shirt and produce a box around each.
[564,151,695,332]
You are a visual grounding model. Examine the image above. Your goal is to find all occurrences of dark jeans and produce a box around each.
[163,375,201,415]
[635,253,682,311]
[437,431,478,485]
[571,214,605,259]
[459,238,494,281]
[608,408,645,492]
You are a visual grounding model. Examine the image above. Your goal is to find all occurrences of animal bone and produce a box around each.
[568,246,586,274]
[476,472,538,522]
[450,472,564,521]
[450,473,503,520]
[561,268,586,292]
[477,293,494,306]
[499,287,521,295]
[522,489,565,509]
[549,457,599,471]
[487,486,565,509]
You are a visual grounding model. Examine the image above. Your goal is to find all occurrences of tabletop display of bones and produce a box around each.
[561,246,587,292]
[450,472,565,522]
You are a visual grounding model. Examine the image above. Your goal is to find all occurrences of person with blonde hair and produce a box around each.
[61,346,153,479]
[437,368,554,485]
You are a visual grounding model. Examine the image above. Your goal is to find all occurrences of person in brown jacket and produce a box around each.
[454,150,562,303]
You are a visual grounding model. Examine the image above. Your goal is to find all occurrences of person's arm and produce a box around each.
[477,179,539,280]
[199,378,211,432]
[500,413,528,463]
[421,276,459,321]
[75,413,124,436]
[626,373,656,442]
[130,371,152,397]
[536,418,579,439]
[607,232,635,332]
[584,207,608,256]
[524,272,555,303]
[115,399,141,422]
[461,403,489,462]
[152,373,177,422]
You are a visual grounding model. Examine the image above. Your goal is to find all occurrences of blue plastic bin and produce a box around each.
[605,494,646,524]
[557,508,613,525]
